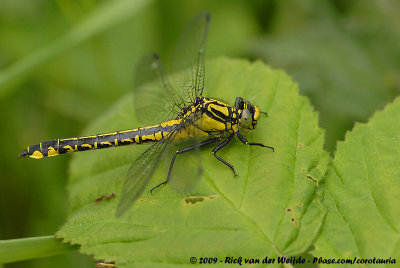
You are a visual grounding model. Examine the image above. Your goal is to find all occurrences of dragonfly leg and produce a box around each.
[236,131,274,151]
[150,137,220,193]
[212,133,237,176]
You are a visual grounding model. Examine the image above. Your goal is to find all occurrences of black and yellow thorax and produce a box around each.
[179,97,241,134]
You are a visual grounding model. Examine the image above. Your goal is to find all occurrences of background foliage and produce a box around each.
[0,0,399,267]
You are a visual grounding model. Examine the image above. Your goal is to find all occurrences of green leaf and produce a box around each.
[313,98,400,266]
[56,57,329,266]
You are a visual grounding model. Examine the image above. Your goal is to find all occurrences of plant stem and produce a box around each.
[0,235,78,264]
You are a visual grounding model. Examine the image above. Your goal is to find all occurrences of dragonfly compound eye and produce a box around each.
[240,108,253,130]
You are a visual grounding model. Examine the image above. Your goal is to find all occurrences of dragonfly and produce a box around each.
[19,11,274,216]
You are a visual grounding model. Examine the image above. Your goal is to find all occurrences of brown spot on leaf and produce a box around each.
[184,196,205,205]
[285,208,292,213]
[94,193,116,203]
[307,175,319,185]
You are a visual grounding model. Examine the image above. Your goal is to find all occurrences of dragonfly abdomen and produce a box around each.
[19,121,181,159]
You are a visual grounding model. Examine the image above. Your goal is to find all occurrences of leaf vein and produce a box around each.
[203,172,281,256]
[361,134,398,233]
[330,170,363,256]
[273,94,305,249]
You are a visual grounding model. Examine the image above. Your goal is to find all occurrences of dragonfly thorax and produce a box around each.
[175,96,262,138]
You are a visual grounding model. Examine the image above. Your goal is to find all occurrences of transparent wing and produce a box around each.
[170,11,210,101]
[119,12,212,215]
[164,109,210,193]
[133,54,186,125]
[116,109,213,216]
[116,138,170,217]
[164,140,202,194]
[134,12,210,125]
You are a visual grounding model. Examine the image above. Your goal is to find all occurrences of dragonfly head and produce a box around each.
[235,97,261,133]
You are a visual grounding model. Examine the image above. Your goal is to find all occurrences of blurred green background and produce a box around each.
[1,0,399,267]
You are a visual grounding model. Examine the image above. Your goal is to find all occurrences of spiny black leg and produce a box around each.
[150,138,220,193]
[236,131,274,151]
[212,133,237,176]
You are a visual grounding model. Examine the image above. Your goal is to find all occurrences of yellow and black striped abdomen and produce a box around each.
[19,120,181,159]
